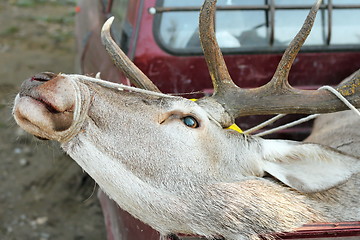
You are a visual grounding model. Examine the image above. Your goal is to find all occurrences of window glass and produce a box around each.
[332,9,360,45]
[112,0,129,21]
[110,0,129,48]
[333,0,359,3]
[162,0,200,7]
[275,0,320,5]
[274,9,327,46]
[217,0,264,5]
[159,12,198,49]
[158,0,267,50]
[162,0,264,7]
[217,11,267,48]
[155,0,360,54]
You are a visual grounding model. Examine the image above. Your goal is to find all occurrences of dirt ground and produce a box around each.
[0,1,105,239]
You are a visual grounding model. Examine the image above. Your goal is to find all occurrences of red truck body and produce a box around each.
[75,0,360,239]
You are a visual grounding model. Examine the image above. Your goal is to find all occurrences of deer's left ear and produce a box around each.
[260,140,360,193]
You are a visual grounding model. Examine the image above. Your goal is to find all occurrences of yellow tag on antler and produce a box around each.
[189,99,243,133]
[227,123,243,133]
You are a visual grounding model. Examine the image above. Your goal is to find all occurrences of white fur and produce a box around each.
[13,74,360,239]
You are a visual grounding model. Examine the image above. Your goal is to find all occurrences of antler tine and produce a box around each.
[199,0,238,95]
[197,0,360,127]
[265,0,323,90]
[101,17,161,92]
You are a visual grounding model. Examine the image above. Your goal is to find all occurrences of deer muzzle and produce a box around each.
[13,72,77,141]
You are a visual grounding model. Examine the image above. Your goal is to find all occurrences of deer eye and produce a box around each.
[182,116,199,128]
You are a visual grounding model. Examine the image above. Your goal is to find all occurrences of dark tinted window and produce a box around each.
[111,0,130,51]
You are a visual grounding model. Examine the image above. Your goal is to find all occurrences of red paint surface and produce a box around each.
[76,0,360,239]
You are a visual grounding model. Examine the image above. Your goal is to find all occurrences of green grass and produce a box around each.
[0,26,20,36]
[29,14,75,24]
[12,0,76,7]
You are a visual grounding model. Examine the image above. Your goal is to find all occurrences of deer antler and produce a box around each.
[198,0,360,127]
[101,17,160,92]
[101,0,360,128]
[199,0,237,94]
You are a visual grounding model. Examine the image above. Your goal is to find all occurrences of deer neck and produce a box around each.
[61,131,190,234]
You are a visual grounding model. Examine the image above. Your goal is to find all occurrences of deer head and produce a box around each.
[12,0,360,238]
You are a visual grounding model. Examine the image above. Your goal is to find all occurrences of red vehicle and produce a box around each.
[75,0,360,239]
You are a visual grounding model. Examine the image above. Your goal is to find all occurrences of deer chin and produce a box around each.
[13,73,88,142]
[13,95,74,140]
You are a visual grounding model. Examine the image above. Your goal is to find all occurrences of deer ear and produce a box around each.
[261,140,360,193]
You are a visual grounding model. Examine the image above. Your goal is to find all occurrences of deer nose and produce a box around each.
[14,72,77,139]
[31,72,57,82]
[19,72,57,96]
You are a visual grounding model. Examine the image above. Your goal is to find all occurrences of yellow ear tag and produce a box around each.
[189,99,243,133]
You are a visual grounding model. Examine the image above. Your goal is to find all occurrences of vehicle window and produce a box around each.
[110,0,130,52]
[332,9,360,44]
[102,0,108,10]
[112,0,128,21]
[152,0,360,54]
[104,0,109,5]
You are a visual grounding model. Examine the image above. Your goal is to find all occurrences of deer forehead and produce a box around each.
[70,79,217,128]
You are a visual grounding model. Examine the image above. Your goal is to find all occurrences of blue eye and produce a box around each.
[182,116,199,128]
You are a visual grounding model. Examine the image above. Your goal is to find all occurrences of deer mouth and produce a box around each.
[15,95,74,129]
[13,73,76,141]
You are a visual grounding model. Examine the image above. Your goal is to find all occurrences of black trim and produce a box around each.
[153,0,168,55]
[119,20,133,54]
[101,0,108,13]
[150,4,360,13]
[128,0,145,60]
[156,44,360,57]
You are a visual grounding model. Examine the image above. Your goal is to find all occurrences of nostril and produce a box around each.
[31,72,57,82]
[31,76,47,82]
[20,72,57,97]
